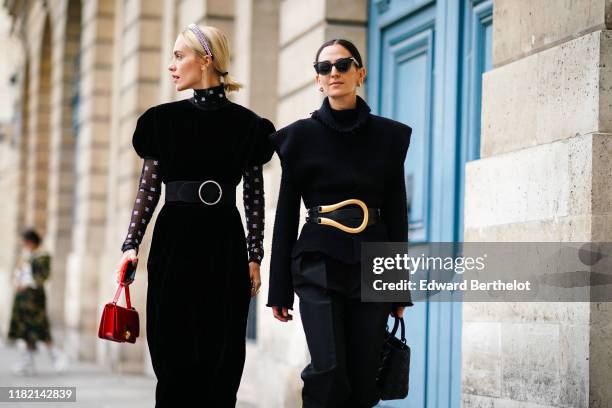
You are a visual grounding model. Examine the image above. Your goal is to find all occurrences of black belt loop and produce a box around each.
[165,180,236,207]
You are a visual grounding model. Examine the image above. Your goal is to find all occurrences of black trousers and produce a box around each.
[292,252,392,408]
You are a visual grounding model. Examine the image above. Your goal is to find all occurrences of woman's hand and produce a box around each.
[249,262,261,297]
[116,249,138,284]
[391,306,406,318]
[272,306,293,322]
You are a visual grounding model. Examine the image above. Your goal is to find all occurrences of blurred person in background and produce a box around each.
[7,228,68,375]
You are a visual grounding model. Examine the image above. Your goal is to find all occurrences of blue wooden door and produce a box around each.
[368,1,492,406]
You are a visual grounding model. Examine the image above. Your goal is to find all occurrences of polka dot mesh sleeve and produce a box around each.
[243,164,265,264]
[121,159,162,254]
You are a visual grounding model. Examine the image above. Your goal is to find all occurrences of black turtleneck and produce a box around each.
[267,95,413,309]
[190,84,231,110]
[329,106,359,130]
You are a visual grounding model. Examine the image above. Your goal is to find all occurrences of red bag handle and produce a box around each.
[111,258,136,309]
[112,284,132,309]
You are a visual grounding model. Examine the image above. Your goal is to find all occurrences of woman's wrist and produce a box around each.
[122,246,138,256]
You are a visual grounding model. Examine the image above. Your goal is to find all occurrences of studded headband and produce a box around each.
[187,23,213,57]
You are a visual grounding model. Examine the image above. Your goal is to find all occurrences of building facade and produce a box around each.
[0,0,611,407]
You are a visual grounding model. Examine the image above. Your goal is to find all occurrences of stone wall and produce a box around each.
[463,1,612,406]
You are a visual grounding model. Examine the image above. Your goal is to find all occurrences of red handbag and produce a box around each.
[98,262,140,344]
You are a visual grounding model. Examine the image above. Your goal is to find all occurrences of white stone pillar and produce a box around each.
[25,17,52,237]
[45,0,82,336]
[63,0,115,362]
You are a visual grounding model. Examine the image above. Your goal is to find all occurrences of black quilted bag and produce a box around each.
[377,316,410,400]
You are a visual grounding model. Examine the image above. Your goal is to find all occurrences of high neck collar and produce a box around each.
[311,96,371,132]
[190,84,230,110]
[330,106,358,128]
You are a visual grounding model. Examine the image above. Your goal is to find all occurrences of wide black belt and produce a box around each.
[165,180,236,207]
[306,199,382,234]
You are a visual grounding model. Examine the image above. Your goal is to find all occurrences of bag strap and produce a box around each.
[112,284,132,309]
[390,316,407,344]
[390,316,400,336]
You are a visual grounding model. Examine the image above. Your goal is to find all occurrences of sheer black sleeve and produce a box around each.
[243,164,265,264]
[121,158,162,254]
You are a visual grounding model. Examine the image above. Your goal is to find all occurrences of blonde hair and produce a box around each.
[180,24,243,93]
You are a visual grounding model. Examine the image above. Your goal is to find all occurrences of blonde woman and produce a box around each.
[115,24,274,406]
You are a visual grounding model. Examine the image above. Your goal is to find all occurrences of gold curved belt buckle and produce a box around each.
[318,199,369,234]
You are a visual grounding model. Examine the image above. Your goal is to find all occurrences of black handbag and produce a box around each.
[377,316,411,400]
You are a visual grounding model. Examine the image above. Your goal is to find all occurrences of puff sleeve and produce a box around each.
[246,116,275,167]
[132,107,160,160]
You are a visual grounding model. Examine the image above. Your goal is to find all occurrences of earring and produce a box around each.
[319,87,324,92]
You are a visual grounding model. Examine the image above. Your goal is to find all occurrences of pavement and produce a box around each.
[0,339,255,408]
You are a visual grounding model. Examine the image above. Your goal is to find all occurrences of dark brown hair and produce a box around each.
[315,38,363,68]
[21,228,42,246]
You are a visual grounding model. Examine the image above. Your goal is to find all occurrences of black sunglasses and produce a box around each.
[313,57,360,75]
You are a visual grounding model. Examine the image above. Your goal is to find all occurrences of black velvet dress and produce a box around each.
[121,85,274,407]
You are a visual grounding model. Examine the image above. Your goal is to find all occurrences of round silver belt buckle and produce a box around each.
[198,180,222,205]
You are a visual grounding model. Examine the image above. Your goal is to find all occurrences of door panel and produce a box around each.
[381,25,434,245]
[381,17,435,408]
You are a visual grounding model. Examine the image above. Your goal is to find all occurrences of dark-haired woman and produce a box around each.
[267,39,414,407]
[115,24,274,407]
